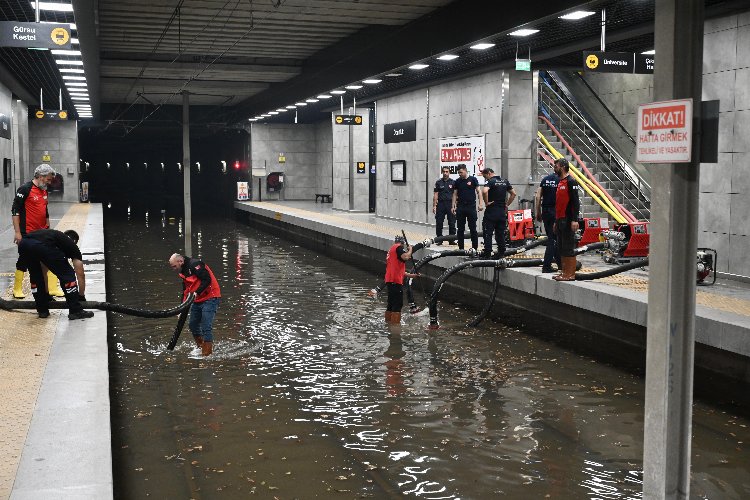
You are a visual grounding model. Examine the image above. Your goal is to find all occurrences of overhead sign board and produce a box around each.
[33,109,68,120]
[0,21,71,49]
[383,119,416,143]
[635,54,655,74]
[515,59,531,71]
[636,98,692,163]
[334,114,363,125]
[583,51,654,74]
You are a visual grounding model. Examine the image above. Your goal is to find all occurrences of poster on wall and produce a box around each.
[237,181,249,200]
[0,113,10,139]
[439,135,486,183]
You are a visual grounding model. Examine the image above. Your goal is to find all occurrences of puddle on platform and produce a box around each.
[105,207,750,499]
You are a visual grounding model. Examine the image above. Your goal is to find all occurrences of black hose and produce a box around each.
[413,249,474,272]
[167,305,191,350]
[575,258,648,280]
[573,241,606,255]
[466,267,500,327]
[0,293,195,318]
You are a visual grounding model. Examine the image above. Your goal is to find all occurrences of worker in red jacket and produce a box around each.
[169,253,221,356]
[383,238,418,324]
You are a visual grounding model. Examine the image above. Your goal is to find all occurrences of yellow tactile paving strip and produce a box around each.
[252,202,750,319]
[0,203,90,500]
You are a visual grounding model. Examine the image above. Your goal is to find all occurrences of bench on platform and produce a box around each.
[315,194,333,203]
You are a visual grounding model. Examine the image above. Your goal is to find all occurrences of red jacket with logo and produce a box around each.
[178,257,221,303]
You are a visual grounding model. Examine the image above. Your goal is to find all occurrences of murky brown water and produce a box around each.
[105,207,750,499]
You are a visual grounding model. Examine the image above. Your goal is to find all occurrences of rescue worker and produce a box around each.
[11,164,65,298]
[169,253,221,356]
[18,228,94,320]
[534,166,560,273]
[432,167,455,244]
[552,158,580,281]
[451,164,484,251]
[383,238,418,324]
[480,168,516,258]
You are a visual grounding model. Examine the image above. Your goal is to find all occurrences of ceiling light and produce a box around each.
[641,49,655,55]
[59,68,84,73]
[317,94,332,99]
[509,29,539,37]
[385,73,402,77]
[560,11,596,20]
[330,90,346,94]
[276,108,287,112]
[249,118,258,121]
[63,75,86,80]
[306,98,319,102]
[295,102,307,106]
[409,64,429,70]
[65,82,87,86]
[470,43,495,50]
[345,85,363,89]
[437,54,459,61]
[269,111,279,115]
[51,49,81,56]
[362,79,382,84]
[285,105,296,109]
[29,2,74,12]
[71,97,89,101]
[69,94,89,98]
[55,60,84,65]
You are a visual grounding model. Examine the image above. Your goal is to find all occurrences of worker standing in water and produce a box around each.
[383,237,418,324]
[169,253,221,356]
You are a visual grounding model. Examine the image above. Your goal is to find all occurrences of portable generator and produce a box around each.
[506,209,535,247]
[599,222,650,263]
[578,217,609,246]
[696,248,717,285]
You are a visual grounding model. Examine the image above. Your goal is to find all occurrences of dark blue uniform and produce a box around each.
[539,173,560,270]
[18,229,86,316]
[482,176,512,257]
[433,177,455,239]
[454,175,480,250]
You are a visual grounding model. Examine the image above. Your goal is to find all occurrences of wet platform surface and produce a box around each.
[0,203,111,499]
[235,200,750,362]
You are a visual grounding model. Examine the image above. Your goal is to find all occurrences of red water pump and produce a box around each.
[696,248,717,285]
[599,222,650,263]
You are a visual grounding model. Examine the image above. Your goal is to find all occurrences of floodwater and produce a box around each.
[105,208,750,499]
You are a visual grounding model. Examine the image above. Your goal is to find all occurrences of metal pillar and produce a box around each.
[182,91,192,256]
[643,0,704,498]
[348,119,354,210]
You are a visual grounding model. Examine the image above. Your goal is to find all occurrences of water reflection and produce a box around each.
[105,208,750,499]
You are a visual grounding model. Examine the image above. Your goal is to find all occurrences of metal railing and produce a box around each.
[538,77,651,221]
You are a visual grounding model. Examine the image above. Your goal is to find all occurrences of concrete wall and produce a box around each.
[29,120,79,203]
[376,69,506,223]
[581,73,654,139]
[699,10,750,277]
[0,83,31,234]
[332,111,370,211]
[250,122,332,201]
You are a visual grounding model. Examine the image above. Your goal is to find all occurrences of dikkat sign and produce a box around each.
[439,135,486,182]
[636,98,692,163]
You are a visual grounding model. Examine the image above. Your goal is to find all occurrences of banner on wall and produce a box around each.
[439,135,486,183]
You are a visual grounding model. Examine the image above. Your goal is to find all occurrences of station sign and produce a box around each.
[33,109,68,120]
[384,119,416,143]
[334,114,362,125]
[0,21,72,49]
[356,162,366,173]
[636,98,692,163]
[583,51,654,74]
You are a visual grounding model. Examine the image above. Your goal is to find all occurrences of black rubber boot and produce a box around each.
[64,285,94,320]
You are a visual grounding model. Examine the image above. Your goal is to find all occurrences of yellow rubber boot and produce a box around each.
[13,270,25,299]
[47,271,65,297]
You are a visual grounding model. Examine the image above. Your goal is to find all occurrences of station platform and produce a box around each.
[0,203,111,499]
[235,200,750,382]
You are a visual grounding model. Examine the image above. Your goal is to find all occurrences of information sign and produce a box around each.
[334,114,363,125]
[439,135,486,183]
[636,99,693,163]
[0,21,71,49]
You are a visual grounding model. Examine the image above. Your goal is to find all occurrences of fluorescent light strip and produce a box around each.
[317,94,332,99]
[385,73,402,77]
[275,108,287,112]
[560,11,595,20]
[641,49,655,55]
[29,2,74,12]
[269,111,279,115]
[509,29,539,36]
[345,85,362,89]
[63,75,86,80]
[55,60,84,65]
[330,90,346,94]
[306,98,319,103]
[285,105,296,109]
[59,68,84,73]
[295,102,307,106]
[470,43,495,50]
[71,97,89,101]
[409,64,429,70]
[65,82,87,87]
[362,79,381,84]
[437,54,459,61]
[51,49,81,56]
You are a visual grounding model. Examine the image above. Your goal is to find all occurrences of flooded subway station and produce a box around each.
[103,207,750,499]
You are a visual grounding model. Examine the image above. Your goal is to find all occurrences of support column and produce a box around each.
[643,0,704,498]
[182,91,192,256]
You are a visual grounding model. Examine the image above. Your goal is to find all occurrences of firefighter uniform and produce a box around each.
[433,177,455,240]
[453,175,481,250]
[482,176,513,257]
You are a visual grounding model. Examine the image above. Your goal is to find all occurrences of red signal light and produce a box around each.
[234,161,241,170]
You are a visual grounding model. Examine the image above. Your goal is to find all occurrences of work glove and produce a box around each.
[78,294,87,302]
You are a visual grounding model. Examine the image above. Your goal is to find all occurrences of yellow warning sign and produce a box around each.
[42,154,51,162]
[586,54,599,69]
[58,111,68,119]
[51,27,70,46]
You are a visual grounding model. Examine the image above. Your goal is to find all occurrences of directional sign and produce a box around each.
[0,21,71,49]
[356,162,366,174]
[636,98,693,163]
[33,109,68,121]
[334,114,363,125]
[583,51,633,73]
